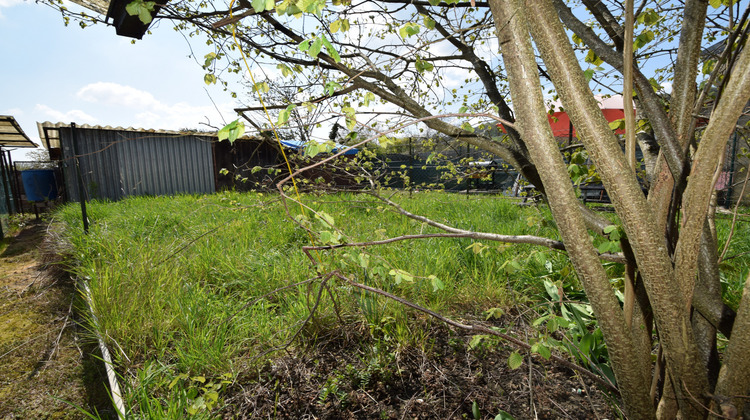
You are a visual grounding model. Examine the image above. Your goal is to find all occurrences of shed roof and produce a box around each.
[0,116,37,148]
[38,122,212,150]
[36,121,263,151]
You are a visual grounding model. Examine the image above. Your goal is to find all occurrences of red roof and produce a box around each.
[499,108,627,137]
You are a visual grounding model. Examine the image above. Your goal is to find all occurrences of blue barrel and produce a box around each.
[21,170,58,202]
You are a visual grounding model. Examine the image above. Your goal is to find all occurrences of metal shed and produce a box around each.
[38,122,287,202]
[39,123,216,202]
[1,116,37,237]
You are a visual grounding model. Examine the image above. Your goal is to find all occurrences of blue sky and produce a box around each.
[0,0,237,160]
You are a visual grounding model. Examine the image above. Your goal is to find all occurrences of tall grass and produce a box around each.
[53,191,749,417]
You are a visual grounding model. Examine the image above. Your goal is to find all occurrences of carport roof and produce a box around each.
[0,116,37,148]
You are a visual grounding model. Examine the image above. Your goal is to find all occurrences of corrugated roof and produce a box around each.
[68,0,110,15]
[0,116,37,148]
[37,122,222,150]
[37,121,262,151]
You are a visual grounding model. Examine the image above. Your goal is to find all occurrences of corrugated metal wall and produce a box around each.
[0,151,15,237]
[59,127,215,201]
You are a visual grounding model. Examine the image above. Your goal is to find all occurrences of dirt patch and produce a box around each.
[0,220,112,419]
[222,322,618,419]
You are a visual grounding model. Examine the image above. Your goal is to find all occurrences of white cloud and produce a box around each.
[75,81,236,130]
[34,104,98,124]
[2,107,24,116]
[77,82,160,109]
[0,0,23,18]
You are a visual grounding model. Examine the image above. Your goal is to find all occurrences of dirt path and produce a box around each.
[0,219,110,419]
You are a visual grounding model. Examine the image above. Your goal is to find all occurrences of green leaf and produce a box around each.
[637,9,660,26]
[543,279,560,301]
[330,19,341,33]
[305,142,320,157]
[378,135,393,148]
[465,242,487,255]
[472,401,481,420]
[494,410,515,420]
[319,230,333,244]
[389,269,414,284]
[316,211,335,227]
[584,50,603,66]
[485,307,504,320]
[252,81,269,93]
[217,120,245,144]
[363,92,375,107]
[508,351,524,369]
[125,0,155,24]
[168,373,188,389]
[532,314,550,327]
[324,81,341,96]
[702,59,716,75]
[531,342,551,360]
[634,30,655,50]
[298,39,311,51]
[608,118,625,130]
[583,68,595,81]
[308,37,323,58]
[469,334,487,349]
[358,253,370,268]
[399,22,420,39]
[203,52,217,68]
[204,73,217,85]
[320,35,341,62]
[422,15,436,29]
[251,0,266,12]
[278,104,296,125]
[460,121,475,133]
[342,106,356,130]
[428,0,440,4]
[429,275,444,292]
[578,333,594,358]
[415,58,434,74]
[277,63,293,77]
[329,18,350,33]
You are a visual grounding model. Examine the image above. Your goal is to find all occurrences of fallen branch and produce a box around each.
[339,273,620,395]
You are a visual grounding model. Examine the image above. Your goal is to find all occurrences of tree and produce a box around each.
[52,0,750,417]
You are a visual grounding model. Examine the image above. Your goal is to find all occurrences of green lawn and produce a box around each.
[52,191,750,417]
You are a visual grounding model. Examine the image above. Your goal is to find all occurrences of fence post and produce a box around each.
[71,123,89,234]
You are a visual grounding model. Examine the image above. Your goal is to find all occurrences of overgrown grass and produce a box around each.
[52,191,749,417]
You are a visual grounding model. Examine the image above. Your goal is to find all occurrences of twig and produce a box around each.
[303,232,566,257]
[341,274,620,394]
[224,277,316,325]
[0,332,50,359]
[242,273,333,365]
[361,192,627,263]
[576,373,602,420]
[45,299,73,365]
[156,226,221,266]
[719,165,750,262]
[681,379,733,419]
